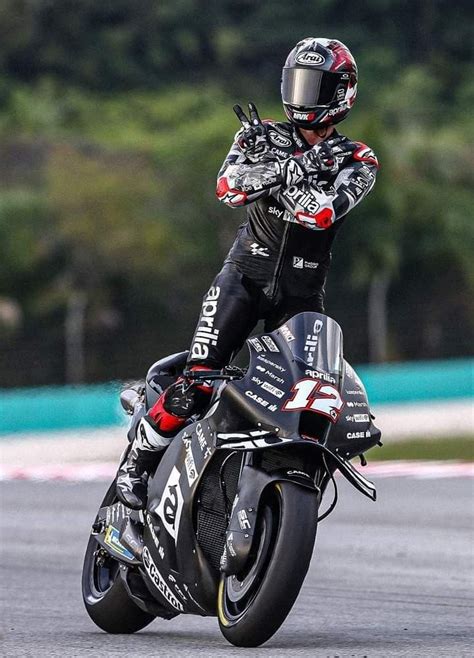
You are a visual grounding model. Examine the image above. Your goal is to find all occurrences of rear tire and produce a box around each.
[82,481,155,634]
[218,481,319,647]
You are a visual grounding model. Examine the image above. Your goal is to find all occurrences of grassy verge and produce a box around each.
[366,435,474,462]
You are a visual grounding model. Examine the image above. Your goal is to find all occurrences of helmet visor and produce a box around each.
[282,67,341,106]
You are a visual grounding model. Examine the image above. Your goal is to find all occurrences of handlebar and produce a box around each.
[183,366,246,382]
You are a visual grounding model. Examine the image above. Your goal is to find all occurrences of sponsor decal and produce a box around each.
[104,526,135,560]
[106,502,130,526]
[346,400,367,408]
[295,51,326,66]
[292,111,315,121]
[336,88,345,101]
[191,286,220,360]
[167,574,187,602]
[270,147,291,159]
[250,242,270,257]
[346,414,369,423]
[305,368,336,384]
[287,469,311,478]
[284,159,305,187]
[261,381,284,398]
[145,513,165,559]
[280,325,296,343]
[226,532,237,557]
[304,330,321,366]
[249,337,264,353]
[237,509,251,531]
[257,355,286,372]
[251,375,263,386]
[268,130,292,147]
[268,206,284,219]
[293,256,304,269]
[285,185,320,214]
[182,437,198,486]
[346,388,364,396]
[347,430,371,440]
[245,390,278,412]
[142,547,184,612]
[156,467,184,543]
[195,423,212,459]
[261,335,279,352]
[283,379,344,422]
[328,103,349,117]
[256,364,284,383]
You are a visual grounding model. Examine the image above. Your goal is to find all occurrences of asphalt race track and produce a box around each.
[1,477,473,657]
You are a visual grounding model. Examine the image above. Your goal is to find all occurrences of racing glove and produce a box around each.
[233,103,275,163]
[280,137,345,187]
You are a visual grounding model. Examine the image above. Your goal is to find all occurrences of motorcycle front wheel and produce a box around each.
[217,480,319,647]
[82,480,155,634]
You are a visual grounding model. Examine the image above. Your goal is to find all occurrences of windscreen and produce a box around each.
[278,312,344,381]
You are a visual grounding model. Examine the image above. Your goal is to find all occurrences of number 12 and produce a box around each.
[282,378,344,422]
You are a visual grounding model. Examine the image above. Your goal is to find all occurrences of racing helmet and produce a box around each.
[281,37,358,129]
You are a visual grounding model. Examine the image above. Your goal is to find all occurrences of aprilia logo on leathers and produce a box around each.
[191,286,220,360]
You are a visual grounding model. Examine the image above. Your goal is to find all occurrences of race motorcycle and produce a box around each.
[82,311,381,647]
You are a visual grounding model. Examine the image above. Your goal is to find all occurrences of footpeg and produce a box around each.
[119,516,144,560]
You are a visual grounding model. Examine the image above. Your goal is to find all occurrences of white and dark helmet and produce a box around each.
[281,37,358,129]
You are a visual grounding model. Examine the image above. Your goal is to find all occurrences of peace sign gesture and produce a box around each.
[233,102,272,162]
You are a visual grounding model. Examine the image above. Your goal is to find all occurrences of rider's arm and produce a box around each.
[276,160,378,230]
[215,133,284,207]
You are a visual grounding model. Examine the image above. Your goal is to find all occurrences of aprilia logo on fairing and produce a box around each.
[142,547,184,612]
[191,286,220,360]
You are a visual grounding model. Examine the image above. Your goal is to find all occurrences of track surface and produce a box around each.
[1,477,473,657]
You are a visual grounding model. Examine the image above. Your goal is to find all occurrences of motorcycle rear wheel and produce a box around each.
[82,480,155,634]
[217,481,319,647]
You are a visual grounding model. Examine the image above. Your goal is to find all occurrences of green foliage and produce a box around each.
[0,0,473,383]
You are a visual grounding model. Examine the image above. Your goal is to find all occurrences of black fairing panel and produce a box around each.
[212,312,380,460]
[143,417,227,616]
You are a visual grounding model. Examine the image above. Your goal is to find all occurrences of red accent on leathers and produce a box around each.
[216,177,248,207]
[147,365,214,433]
[148,394,185,433]
[296,207,334,229]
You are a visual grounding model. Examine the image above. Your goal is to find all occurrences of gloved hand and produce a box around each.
[233,102,274,163]
[281,136,345,187]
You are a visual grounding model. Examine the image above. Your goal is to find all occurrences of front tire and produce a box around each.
[218,481,319,647]
[82,480,155,633]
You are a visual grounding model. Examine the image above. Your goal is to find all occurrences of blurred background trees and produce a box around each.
[0,0,473,386]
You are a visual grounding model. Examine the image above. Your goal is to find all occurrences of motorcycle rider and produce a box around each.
[117,37,379,510]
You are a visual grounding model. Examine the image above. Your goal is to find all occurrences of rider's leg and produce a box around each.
[116,366,213,509]
[117,263,261,509]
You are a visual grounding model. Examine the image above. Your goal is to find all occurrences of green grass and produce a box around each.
[366,435,474,462]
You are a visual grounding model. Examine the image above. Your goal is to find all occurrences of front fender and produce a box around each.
[220,464,320,576]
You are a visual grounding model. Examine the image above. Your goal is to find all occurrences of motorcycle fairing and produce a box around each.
[213,312,381,459]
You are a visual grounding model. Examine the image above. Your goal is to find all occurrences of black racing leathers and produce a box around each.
[188,120,378,368]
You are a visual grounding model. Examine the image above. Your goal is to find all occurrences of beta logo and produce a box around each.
[295,51,325,66]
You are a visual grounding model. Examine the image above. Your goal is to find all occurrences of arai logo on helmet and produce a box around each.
[295,51,326,66]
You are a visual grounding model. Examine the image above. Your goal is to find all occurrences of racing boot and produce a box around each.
[116,368,213,510]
